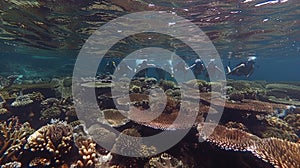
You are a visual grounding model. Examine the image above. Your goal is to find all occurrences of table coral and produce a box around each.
[197,123,300,168]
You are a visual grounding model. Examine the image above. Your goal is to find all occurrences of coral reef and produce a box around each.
[111,128,156,157]
[87,124,117,150]
[24,120,73,165]
[146,153,185,168]
[284,113,300,135]
[266,83,300,105]
[71,136,101,167]
[98,109,129,127]
[28,157,51,167]
[1,161,22,168]
[11,95,33,107]
[253,115,298,141]
[0,117,33,165]
[197,123,300,168]
[72,125,113,168]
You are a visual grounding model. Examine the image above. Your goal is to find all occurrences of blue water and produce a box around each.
[0,0,299,81]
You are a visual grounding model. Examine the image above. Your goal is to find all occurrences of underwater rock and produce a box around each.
[24,121,73,165]
[0,117,33,165]
[146,153,185,168]
[197,123,300,168]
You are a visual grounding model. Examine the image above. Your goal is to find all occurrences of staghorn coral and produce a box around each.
[0,117,33,165]
[146,153,185,168]
[197,123,300,168]
[24,121,73,165]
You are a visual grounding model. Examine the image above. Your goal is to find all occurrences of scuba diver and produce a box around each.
[104,60,117,75]
[226,56,256,78]
[205,59,223,78]
[187,59,205,78]
[135,60,157,78]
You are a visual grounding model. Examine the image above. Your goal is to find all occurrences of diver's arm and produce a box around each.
[186,63,195,70]
[231,63,245,71]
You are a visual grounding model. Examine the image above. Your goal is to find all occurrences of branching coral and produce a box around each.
[147,153,184,168]
[72,136,100,168]
[0,117,33,165]
[11,95,33,107]
[197,123,300,168]
[24,121,73,165]
[111,128,156,157]
[71,125,113,168]
[1,161,22,168]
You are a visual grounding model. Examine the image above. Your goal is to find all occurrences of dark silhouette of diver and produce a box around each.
[187,59,205,78]
[135,60,156,78]
[205,59,223,78]
[104,60,116,75]
[226,56,256,78]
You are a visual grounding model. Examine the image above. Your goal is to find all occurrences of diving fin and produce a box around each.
[226,66,231,74]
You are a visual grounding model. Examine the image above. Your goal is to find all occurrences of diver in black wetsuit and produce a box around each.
[104,60,117,75]
[226,56,256,78]
[187,59,205,78]
[205,59,223,78]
